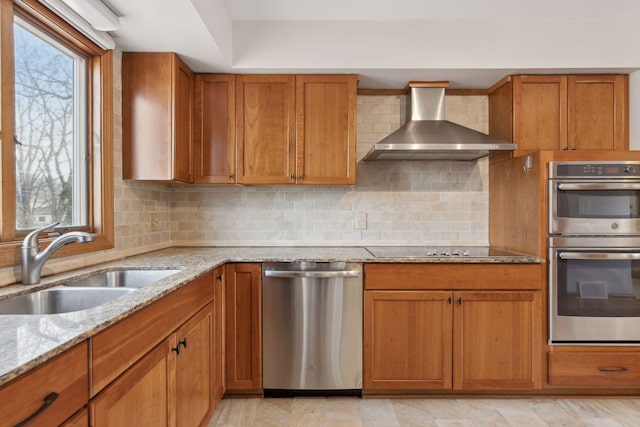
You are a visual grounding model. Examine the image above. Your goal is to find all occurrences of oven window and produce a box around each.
[557,190,640,219]
[557,256,640,317]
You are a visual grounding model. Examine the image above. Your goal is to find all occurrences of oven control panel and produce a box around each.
[550,162,640,179]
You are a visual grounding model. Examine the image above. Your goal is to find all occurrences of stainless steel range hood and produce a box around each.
[363,85,517,161]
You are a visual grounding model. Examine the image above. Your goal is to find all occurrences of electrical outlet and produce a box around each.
[355,212,367,230]
[150,213,160,231]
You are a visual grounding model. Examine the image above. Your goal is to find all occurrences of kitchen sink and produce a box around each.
[0,286,134,315]
[61,268,181,289]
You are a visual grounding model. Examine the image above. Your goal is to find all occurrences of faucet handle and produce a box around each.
[22,221,61,249]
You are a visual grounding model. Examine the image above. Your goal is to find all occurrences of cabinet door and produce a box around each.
[513,75,567,152]
[295,75,357,184]
[236,75,295,184]
[194,74,236,183]
[213,267,226,404]
[173,57,194,183]
[364,291,453,391]
[453,291,541,390]
[175,304,214,427]
[225,263,262,393]
[568,75,628,151]
[122,53,193,182]
[91,339,174,427]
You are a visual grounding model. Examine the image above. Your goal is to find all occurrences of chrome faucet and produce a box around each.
[21,221,95,285]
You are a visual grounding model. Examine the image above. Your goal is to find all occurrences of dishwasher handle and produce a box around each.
[264,269,361,279]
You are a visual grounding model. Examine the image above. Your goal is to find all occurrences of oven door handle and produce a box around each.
[556,182,640,191]
[558,252,640,261]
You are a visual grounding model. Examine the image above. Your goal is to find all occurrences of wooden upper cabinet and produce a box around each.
[123,52,194,182]
[194,74,236,183]
[236,75,296,184]
[568,75,628,151]
[489,74,628,156]
[296,75,357,184]
[234,74,357,185]
[513,75,568,152]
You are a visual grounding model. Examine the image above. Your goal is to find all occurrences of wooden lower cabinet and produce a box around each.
[213,266,226,405]
[364,291,453,390]
[91,303,214,427]
[364,289,541,393]
[176,304,215,427]
[0,342,88,427]
[225,263,262,394]
[549,350,640,389]
[91,338,174,426]
[454,291,540,390]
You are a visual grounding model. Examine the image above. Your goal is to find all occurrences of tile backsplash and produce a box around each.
[170,94,489,247]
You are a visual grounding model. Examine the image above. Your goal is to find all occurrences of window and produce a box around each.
[0,0,113,268]
[14,16,88,230]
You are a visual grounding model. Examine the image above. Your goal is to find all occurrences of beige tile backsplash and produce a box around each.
[0,58,490,285]
[170,94,489,247]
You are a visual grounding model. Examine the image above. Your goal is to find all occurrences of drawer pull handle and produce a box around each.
[15,391,59,427]
[598,367,629,373]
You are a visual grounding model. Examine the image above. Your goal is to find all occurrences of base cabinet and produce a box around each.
[364,264,543,393]
[225,263,262,394]
[91,303,214,427]
[453,291,540,390]
[0,342,88,427]
[91,338,173,426]
[90,273,215,427]
[549,350,640,389]
[364,291,453,390]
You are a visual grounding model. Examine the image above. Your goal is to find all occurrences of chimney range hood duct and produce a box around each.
[363,85,516,161]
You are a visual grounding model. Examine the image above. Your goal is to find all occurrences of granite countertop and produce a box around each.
[0,246,541,387]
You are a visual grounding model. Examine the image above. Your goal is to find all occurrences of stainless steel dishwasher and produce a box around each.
[262,261,362,396]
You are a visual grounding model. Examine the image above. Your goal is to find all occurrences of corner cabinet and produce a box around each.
[488,74,628,156]
[235,74,357,185]
[364,263,543,393]
[123,52,194,182]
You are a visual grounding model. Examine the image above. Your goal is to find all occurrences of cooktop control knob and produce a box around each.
[441,250,450,256]
[462,249,470,257]
[452,249,459,256]
[625,165,634,174]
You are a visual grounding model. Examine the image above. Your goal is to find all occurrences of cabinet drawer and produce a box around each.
[549,352,640,388]
[365,263,543,290]
[0,342,88,427]
[91,274,213,396]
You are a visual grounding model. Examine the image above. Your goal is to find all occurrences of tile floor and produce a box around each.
[208,397,640,427]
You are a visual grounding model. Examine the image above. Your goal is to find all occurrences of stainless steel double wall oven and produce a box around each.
[548,161,640,343]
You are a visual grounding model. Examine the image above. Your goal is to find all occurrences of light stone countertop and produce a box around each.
[0,246,541,387]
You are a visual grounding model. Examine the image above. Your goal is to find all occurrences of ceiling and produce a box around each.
[103,0,640,89]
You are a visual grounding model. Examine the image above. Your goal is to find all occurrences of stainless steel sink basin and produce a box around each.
[61,268,180,289]
[0,286,134,315]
